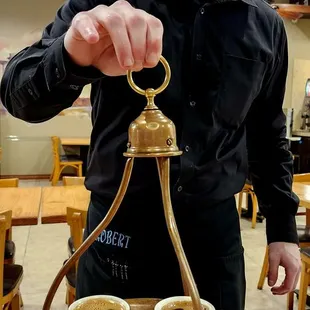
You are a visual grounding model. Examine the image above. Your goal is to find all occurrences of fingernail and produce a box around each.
[147,53,158,64]
[268,280,275,286]
[124,58,134,67]
[85,27,93,36]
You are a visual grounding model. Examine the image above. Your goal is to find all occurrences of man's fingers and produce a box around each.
[270,255,301,295]
[71,12,100,44]
[70,0,163,72]
[271,268,297,295]
[144,16,163,67]
[119,9,148,71]
[113,1,163,69]
[268,253,280,287]
[92,5,134,69]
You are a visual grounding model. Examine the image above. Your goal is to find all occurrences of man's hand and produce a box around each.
[268,242,301,295]
[64,0,163,76]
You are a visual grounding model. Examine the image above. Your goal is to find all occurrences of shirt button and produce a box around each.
[185,145,190,152]
[27,88,33,96]
[200,7,205,14]
[190,101,196,107]
[196,54,202,61]
[177,186,183,192]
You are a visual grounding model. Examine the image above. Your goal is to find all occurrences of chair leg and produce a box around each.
[251,192,258,229]
[298,260,309,310]
[51,168,60,186]
[50,166,55,181]
[78,164,83,177]
[9,292,20,310]
[238,192,243,216]
[287,291,294,310]
[257,247,269,290]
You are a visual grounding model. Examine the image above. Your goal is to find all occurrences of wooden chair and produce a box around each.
[0,179,19,188]
[65,207,87,306]
[0,210,23,309]
[0,180,19,265]
[287,248,310,310]
[63,177,85,186]
[63,177,86,257]
[257,173,310,309]
[237,183,259,229]
[50,136,83,186]
[257,226,310,290]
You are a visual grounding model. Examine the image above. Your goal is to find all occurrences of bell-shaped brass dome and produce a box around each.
[124,107,181,157]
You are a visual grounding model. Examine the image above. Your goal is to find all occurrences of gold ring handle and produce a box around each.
[127,55,171,96]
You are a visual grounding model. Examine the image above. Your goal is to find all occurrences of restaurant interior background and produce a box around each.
[0,0,310,178]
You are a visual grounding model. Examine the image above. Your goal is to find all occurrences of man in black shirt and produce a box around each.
[0,1,301,309]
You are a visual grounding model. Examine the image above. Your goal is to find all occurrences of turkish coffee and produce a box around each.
[162,301,208,310]
[75,299,126,310]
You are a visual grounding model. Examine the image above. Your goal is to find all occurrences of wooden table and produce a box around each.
[293,182,310,225]
[60,137,90,146]
[293,182,310,208]
[41,185,90,224]
[0,187,41,226]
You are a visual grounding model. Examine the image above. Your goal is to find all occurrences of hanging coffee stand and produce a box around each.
[42,56,202,310]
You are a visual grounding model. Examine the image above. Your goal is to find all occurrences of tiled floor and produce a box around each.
[12,180,306,309]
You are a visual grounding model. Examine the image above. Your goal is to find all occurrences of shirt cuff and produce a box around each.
[266,213,299,245]
[43,33,104,91]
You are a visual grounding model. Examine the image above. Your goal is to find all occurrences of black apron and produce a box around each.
[76,193,245,310]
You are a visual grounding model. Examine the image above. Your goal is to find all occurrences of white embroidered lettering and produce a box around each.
[118,233,125,248]
[112,232,118,246]
[124,236,131,249]
[106,230,113,244]
[96,230,131,249]
[100,230,106,243]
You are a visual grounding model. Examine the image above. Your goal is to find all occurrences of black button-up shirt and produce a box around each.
[0,0,299,244]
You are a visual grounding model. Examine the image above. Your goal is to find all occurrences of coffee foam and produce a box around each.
[75,299,125,310]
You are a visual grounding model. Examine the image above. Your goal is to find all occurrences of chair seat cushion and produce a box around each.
[68,237,75,256]
[64,260,76,288]
[5,240,15,260]
[297,225,310,243]
[3,264,23,296]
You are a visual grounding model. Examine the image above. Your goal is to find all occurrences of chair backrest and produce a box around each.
[63,177,85,186]
[0,210,12,300]
[293,173,310,183]
[66,207,87,270]
[0,178,19,188]
[51,136,61,166]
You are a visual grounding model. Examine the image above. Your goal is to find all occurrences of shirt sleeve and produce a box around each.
[246,16,300,245]
[0,0,105,123]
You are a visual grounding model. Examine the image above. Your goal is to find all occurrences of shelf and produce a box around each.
[272,4,310,20]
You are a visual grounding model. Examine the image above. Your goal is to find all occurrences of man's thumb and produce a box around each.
[268,254,280,286]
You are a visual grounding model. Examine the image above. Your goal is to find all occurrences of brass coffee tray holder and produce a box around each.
[42,56,202,310]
